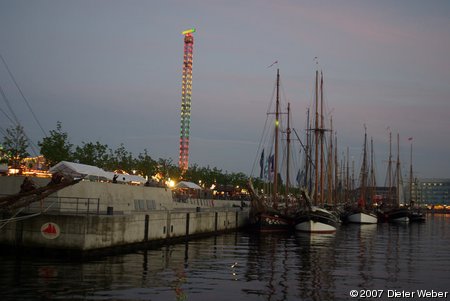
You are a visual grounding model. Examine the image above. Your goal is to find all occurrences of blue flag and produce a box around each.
[259,149,265,179]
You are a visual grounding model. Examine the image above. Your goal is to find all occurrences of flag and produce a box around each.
[268,154,274,181]
[296,170,305,186]
[267,61,278,68]
[259,149,265,179]
[269,154,274,172]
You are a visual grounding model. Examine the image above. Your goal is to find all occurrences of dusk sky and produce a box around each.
[1,0,449,181]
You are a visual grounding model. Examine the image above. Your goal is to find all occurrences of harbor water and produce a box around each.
[1,214,448,301]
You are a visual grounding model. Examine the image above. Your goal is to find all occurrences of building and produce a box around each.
[415,178,450,206]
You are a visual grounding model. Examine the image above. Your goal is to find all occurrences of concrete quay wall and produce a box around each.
[0,176,248,214]
[0,209,249,253]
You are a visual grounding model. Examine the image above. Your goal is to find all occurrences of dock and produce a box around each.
[0,175,250,257]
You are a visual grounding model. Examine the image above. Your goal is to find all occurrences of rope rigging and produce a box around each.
[0,53,45,156]
[0,53,47,137]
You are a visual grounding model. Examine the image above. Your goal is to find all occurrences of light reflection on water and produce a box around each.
[0,214,448,301]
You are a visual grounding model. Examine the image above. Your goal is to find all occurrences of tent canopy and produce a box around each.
[49,161,109,179]
[49,161,146,184]
[175,181,202,190]
[104,171,146,184]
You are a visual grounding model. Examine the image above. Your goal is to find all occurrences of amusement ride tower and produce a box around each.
[179,28,195,173]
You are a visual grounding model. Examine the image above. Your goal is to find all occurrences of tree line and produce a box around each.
[0,122,259,189]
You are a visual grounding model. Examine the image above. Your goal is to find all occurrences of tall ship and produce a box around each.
[294,70,340,233]
[247,68,296,232]
[406,139,426,223]
[378,133,410,223]
[343,126,378,224]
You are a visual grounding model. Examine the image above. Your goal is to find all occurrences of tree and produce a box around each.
[38,121,73,167]
[156,157,173,180]
[228,172,248,187]
[2,125,29,170]
[135,149,157,178]
[0,145,7,164]
[110,143,135,172]
[73,141,111,168]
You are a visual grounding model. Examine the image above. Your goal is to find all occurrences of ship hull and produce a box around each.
[409,211,426,223]
[347,211,378,224]
[388,207,410,223]
[295,206,339,234]
[250,212,292,232]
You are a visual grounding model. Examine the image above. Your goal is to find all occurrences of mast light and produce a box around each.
[182,28,196,35]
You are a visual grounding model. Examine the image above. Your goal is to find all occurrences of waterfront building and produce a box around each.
[414,178,450,206]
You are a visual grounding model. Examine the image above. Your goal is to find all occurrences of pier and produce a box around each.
[0,175,250,257]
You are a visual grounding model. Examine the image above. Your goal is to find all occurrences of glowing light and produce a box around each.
[179,28,195,173]
[182,28,195,35]
[8,168,20,175]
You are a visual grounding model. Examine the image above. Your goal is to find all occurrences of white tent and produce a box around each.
[175,181,202,190]
[49,161,109,179]
[49,161,147,184]
[104,171,146,184]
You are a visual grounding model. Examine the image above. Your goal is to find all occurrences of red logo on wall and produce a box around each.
[41,222,60,239]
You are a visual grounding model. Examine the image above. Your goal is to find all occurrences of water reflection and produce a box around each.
[0,214,449,300]
[294,232,337,300]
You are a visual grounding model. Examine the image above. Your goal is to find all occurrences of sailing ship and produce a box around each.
[407,139,426,223]
[344,126,378,224]
[247,68,295,232]
[379,133,410,223]
[294,70,340,233]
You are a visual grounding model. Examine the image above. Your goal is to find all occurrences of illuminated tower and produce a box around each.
[179,28,195,173]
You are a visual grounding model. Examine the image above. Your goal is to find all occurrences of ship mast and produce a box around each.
[396,133,401,206]
[387,131,393,206]
[320,72,325,206]
[313,70,319,204]
[327,116,333,205]
[359,125,368,207]
[346,146,350,204]
[369,137,377,205]
[273,68,280,208]
[334,131,339,206]
[285,102,291,200]
[409,138,413,205]
[305,108,311,191]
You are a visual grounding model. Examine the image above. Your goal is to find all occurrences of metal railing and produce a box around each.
[24,195,101,215]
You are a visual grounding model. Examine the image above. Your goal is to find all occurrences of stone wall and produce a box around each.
[0,209,249,252]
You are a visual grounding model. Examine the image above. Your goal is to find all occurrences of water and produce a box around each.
[1,214,449,301]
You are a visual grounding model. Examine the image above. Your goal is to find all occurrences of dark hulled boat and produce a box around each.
[295,189,340,233]
[409,209,426,223]
[294,71,340,234]
[247,68,295,232]
[387,206,410,223]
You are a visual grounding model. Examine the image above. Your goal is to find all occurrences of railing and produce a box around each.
[25,196,101,215]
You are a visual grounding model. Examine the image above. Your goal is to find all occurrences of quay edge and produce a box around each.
[0,175,250,257]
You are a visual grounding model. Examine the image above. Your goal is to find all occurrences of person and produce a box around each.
[48,172,63,186]
[20,177,36,192]
[112,174,118,183]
